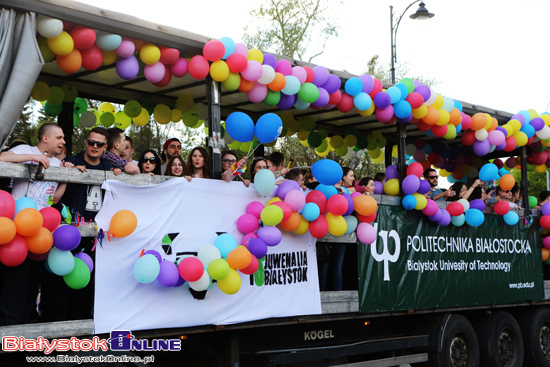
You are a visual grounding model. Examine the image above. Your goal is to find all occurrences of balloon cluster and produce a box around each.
[0,191,92,290]
[541,203,550,264]
[225,112,283,145]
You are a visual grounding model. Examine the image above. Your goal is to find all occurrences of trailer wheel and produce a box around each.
[428,314,479,367]
[474,311,523,367]
[516,307,550,367]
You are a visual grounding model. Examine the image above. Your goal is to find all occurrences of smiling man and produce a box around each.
[160,138,182,175]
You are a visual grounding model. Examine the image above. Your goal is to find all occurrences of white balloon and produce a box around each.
[189,271,211,291]
[424,91,437,106]
[197,245,221,268]
[458,198,470,212]
[37,15,63,38]
[536,126,550,140]
[475,129,488,141]
[257,65,276,85]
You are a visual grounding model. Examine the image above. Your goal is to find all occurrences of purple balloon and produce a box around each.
[402,175,420,195]
[74,252,94,273]
[418,179,431,194]
[359,74,374,94]
[397,113,413,124]
[437,209,452,226]
[374,181,384,194]
[511,113,526,126]
[277,180,301,200]
[157,260,179,287]
[277,93,296,110]
[470,199,486,212]
[262,54,277,69]
[385,165,399,180]
[173,276,186,287]
[313,87,330,107]
[257,226,282,247]
[321,74,341,94]
[312,66,329,86]
[143,250,162,263]
[473,139,491,156]
[428,208,443,222]
[531,117,545,131]
[373,92,391,108]
[342,193,355,216]
[247,238,268,259]
[116,55,139,80]
[414,85,432,102]
[542,202,550,216]
[52,225,81,251]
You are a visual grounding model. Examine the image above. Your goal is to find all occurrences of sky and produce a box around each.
[78,0,550,117]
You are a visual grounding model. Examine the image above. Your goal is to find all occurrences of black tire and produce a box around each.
[473,311,524,367]
[516,306,550,367]
[428,314,480,367]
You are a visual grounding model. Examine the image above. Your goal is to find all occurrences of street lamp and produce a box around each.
[390,1,434,84]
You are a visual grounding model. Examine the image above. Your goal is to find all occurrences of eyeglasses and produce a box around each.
[141,157,157,164]
[222,159,237,163]
[87,140,106,148]
[428,176,438,179]
[503,190,512,193]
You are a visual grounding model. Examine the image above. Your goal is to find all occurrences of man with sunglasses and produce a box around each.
[40,127,114,322]
[424,168,455,201]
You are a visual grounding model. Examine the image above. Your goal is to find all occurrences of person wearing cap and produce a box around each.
[160,138,182,175]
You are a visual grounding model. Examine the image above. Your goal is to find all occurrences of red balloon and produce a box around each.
[357,212,377,223]
[40,207,61,232]
[306,190,327,213]
[159,47,180,65]
[405,92,424,109]
[416,119,431,132]
[504,137,517,152]
[203,40,225,62]
[541,215,550,229]
[431,124,448,138]
[239,254,259,275]
[270,201,292,222]
[328,90,342,105]
[327,194,348,216]
[461,113,473,130]
[406,162,424,178]
[446,202,464,217]
[303,66,314,83]
[188,55,210,80]
[494,201,510,216]
[309,215,328,239]
[368,78,383,99]
[336,93,354,113]
[461,130,476,146]
[70,26,96,49]
[81,44,102,71]
[0,234,28,267]
[177,256,204,282]
[226,53,248,73]
[0,190,16,219]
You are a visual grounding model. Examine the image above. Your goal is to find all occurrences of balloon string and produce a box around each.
[289,166,311,170]
[245,143,262,159]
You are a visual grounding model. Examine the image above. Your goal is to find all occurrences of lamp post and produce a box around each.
[390,1,434,190]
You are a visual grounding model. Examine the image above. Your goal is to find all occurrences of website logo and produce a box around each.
[371,223,401,281]
[107,331,181,351]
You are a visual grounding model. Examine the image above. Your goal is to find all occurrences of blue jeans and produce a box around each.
[318,243,347,291]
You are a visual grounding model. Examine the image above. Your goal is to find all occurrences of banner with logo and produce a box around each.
[358,205,544,313]
[94,179,321,334]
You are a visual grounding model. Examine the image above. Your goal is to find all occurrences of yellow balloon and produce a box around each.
[326,213,347,237]
[384,178,400,196]
[541,114,550,126]
[330,135,344,149]
[299,139,309,147]
[154,104,171,124]
[293,216,309,235]
[439,169,450,177]
[513,131,528,146]
[217,268,241,295]
[133,107,150,126]
[47,31,74,56]
[210,60,230,82]
[371,154,385,164]
[114,111,131,129]
[99,102,116,114]
[344,134,357,147]
[175,94,194,112]
[412,104,428,119]
[247,49,263,63]
[536,164,547,173]
[501,125,513,138]
[171,109,182,123]
[31,82,50,101]
[392,145,398,158]
[267,197,281,205]
[432,94,444,110]
[139,44,161,65]
[101,50,118,66]
[316,148,330,157]
[413,193,427,210]
[437,109,450,126]
[507,119,521,134]
[527,109,539,119]
[367,147,381,159]
[358,103,375,116]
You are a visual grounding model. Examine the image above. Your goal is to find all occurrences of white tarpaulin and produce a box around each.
[94,178,321,334]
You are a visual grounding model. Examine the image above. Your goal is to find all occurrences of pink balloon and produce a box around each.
[177,256,204,282]
[284,189,306,212]
[291,66,307,84]
[246,201,265,219]
[81,44,103,71]
[246,82,268,103]
[488,130,506,146]
[188,55,209,80]
[422,199,439,216]
[203,40,225,62]
[144,61,166,83]
[233,43,248,56]
[356,222,376,244]
[241,232,258,247]
[275,59,292,76]
[0,190,16,218]
[543,236,550,250]
[241,60,262,82]
[171,57,188,77]
[115,37,136,58]
[237,213,259,234]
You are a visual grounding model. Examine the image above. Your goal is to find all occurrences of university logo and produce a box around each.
[371,223,400,281]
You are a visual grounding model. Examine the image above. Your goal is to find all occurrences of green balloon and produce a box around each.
[317,129,327,140]
[307,131,322,148]
[47,86,64,106]
[63,258,91,290]
[355,136,368,150]
[44,101,63,117]
[73,112,81,127]
[400,78,415,94]
[142,101,155,116]
[60,84,78,102]
[315,140,328,153]
[335,145,348,157]
[182,109,199,127]
[345,126,360,137]
[124,100,142,118]
[263,90,281,106]
[73,97,88,115]
[367,137,378,150]
[297,83,319,104]
[529,196,538,209]
[100,112,115,127]
[299,116,316,132]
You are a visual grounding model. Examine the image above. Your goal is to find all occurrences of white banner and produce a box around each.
[94,178,321,334]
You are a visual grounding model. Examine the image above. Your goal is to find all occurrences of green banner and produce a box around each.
[358,205,544,313]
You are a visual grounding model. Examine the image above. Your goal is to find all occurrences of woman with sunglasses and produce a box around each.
[187,147,210,179]
[137,150,161,176]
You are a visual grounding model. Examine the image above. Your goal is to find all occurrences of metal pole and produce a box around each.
[206,76,223,179]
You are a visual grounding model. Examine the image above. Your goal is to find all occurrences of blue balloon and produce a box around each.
[133,254,160,284]
[451,214,465,227]
[47,248,75,276]
[353,92,372,111]
[219,37,235,60]
[402,195,417,210]
[255,113,283,143]
[394,83,409,100]
[344,77,363,96]
[344,216,358,235]
[316,184,339,201]
[302,202,320,221]
[226,112,255,142]
[311,159,343,186]
[214,233,237,258]
[394,100,412,119]
[15,197,37,216]
[520,124,535,139]
[465,209,484,227]
[479,163,498,182]
[386,86,402,104]
[503,211,519,225]
[254,169,276,196]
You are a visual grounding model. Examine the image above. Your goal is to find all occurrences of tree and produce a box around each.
[243,0,340,62]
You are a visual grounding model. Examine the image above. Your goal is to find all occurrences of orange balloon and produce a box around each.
[499,174,515,191]
[238,76,254,93]
[422,106,440,125]
[267,72,286,91]
[471,113,489,131]
[353,195,378,216]
[281,211,301,231]
[449,108,462,126]
[57,48,82,74]
[0,217,16,245]
[543,248,549,262]
[110,210,137,238]
[14,208,43,237]
[226,247,252,270]
[26,227,53,254]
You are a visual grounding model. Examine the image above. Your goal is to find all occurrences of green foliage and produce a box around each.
[243,0,340,62]
[510,167,548,200]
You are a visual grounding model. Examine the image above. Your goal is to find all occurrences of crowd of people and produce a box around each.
[0,123,541,324]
